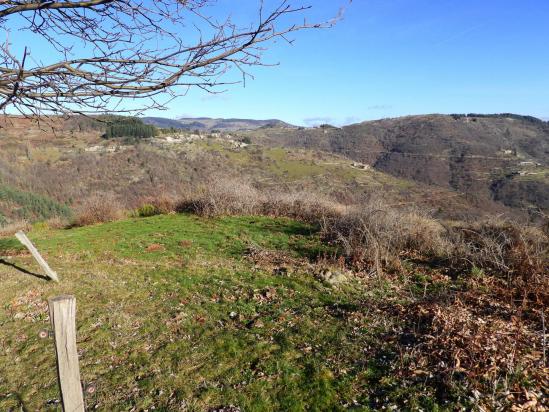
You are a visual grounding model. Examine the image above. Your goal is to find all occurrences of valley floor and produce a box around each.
[0,215,546,411]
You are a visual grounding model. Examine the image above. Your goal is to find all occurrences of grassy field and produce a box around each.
[1,213,546,411]
[0,213,463,411]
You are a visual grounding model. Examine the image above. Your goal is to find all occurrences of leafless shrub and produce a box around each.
[321,199,449,273]
[134,193,178,217]
[447,219,548,305]
[261,191,347,223]
[175,179,349,223]
[176,179,263,217]
[73,193,125,227]
[45,216,70,230]
[150,194,178,215]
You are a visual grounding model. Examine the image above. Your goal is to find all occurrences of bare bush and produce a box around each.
[74,194,124,227]
[177,179,264,217]
[447,219,548,304]
[175,179,349,223]
[261,191,347,223]
[134,193,178,217]
[321,199,449,273]
[45,216,70,230]
[149,194,178,215]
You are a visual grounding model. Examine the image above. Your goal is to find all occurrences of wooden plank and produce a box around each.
[49,295,85,412]
[15,230,59,282]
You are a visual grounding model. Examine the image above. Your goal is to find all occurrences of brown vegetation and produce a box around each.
[447,220,548,305]
[176,178,263,217]
[320,202,449,273]
[0,220,31,237]
[172,179,548,408]
[73,193,124,227]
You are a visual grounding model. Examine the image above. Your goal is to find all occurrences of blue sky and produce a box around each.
[7,1,549,125]
[149,0,549,125]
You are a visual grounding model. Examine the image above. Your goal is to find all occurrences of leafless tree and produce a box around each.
[0,0,338,117]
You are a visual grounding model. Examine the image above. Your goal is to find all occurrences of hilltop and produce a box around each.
[1,211,546,410]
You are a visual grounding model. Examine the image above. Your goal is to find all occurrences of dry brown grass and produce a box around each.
[45,216,70,230]
[398,292,547,410]
[0,220,31,237]
[175,178,348,223]
[133,193,178,217]
[73,193,125,227]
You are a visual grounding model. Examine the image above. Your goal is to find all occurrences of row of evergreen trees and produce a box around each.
[103,117,158,139]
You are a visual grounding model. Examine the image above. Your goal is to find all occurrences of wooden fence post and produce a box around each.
[15,231,59,282]
[49,295,85,412]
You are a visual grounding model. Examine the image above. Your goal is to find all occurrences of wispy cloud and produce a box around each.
[303,116,334,127]
[367,104,392,111]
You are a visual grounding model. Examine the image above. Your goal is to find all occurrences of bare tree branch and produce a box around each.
[0,0,338,117]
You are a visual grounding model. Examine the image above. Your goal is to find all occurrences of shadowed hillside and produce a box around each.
[245,114,549,217]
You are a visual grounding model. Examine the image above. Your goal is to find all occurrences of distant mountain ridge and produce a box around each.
[142,116,295,132]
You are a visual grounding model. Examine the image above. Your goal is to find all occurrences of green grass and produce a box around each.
[263,148,360,181]
[0,214,451,411]
[514,167,549,182]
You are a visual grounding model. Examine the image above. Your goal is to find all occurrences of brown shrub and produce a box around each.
[261,191,347,223]
[321,202,547,302]
[73,193,124,226]
[176,179,263,217]
[134,193,177,216]
[174,178,347,223]
[45,216,70,230]
[447,219,549,305]
[321,199,449,273]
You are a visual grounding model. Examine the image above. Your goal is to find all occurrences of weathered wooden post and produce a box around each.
[49,295,85,412]
[15,231,59,282]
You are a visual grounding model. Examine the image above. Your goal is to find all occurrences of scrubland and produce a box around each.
[1,178,547,411]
